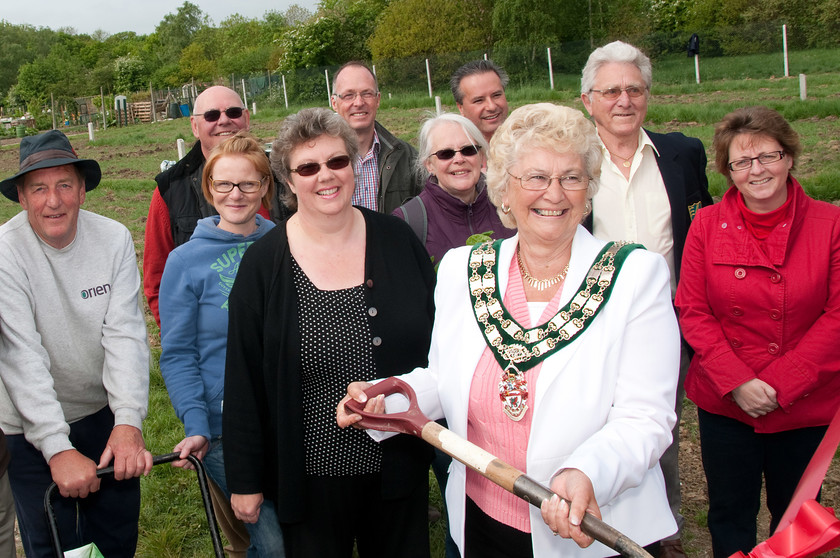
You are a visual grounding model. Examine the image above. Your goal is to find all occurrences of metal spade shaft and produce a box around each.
[345,377,653,558]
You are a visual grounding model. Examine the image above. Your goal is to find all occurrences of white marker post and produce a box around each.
[88,122,95,141]
[800,74,807,100]
[547,47,554,90]
[177,138,186,160]
[325,69,332,107]
[426,59,433,98]
[252,102,257,116]
[241,79,248,107]
[435,96,442,115]
[783,25,790,78]
[282,75,289,109]
[695,54,701,84]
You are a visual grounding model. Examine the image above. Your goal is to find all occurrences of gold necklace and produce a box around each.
[517,248,569,291]
[607,148,633,168]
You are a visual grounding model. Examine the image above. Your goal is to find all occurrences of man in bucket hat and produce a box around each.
[0,130,152,558]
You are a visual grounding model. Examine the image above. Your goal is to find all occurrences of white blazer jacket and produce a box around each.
[377,227,679,557]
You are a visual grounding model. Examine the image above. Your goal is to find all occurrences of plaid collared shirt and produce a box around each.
[352,130,381,211]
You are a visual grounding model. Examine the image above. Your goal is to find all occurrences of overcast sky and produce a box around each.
[3,0,320,36]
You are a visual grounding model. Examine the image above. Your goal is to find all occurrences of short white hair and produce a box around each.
[581,41,652,97]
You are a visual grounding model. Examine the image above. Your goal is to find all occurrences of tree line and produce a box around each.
[2,0,839,116]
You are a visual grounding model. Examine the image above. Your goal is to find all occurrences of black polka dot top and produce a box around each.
[293,258,382,477]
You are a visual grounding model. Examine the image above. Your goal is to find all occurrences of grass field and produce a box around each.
[2,49,840,556]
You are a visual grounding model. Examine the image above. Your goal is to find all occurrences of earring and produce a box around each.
[583,200,592,218]
[501,202,511,214]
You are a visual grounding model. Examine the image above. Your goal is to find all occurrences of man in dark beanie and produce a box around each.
[0,130,151,558]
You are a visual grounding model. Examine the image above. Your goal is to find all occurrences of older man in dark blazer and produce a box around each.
[581,40,712,558]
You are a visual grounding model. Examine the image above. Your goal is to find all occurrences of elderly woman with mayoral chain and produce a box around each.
[339,103,679,558]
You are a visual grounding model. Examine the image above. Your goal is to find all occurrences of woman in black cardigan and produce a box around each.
[223,107,435,558]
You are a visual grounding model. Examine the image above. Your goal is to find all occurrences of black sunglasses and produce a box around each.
[431,145,481,160]
[290,155,352,177]
[197,107,245,122]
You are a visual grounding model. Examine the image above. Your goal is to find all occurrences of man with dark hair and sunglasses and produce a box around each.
[580,40,712,558]
[330,61,422,214]
[143,86,289,327]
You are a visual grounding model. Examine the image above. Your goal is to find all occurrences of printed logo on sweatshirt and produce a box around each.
[80,283,111,299]
[212,241,254,311]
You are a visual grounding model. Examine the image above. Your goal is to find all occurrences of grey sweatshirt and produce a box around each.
[0,210,149,462]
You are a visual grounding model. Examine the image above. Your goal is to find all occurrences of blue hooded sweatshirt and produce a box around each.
[159,215,275,441]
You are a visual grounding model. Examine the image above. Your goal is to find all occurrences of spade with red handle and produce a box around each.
[343,376,654,558]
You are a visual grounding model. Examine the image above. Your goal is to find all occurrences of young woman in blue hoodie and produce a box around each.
[159,132,285,556]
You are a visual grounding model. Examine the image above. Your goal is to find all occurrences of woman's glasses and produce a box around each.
[728,151,785,172]
[196,107,245,122]
[507,172,589,191]
[209,178,264,193]
[431,145,481,160]
[290,155,352,177]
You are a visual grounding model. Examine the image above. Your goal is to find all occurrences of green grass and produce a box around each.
[2,50,840,556]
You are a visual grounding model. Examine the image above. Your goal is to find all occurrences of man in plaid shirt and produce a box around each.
[331,61,422,214]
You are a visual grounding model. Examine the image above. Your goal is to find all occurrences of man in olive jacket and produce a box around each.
[331,61,422,214]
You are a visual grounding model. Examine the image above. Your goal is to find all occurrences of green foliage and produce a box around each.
[492,0,575,46]
[178,43,217,82]
[369,0,493,59]
[150,1,210,64]
[215,15,274,75]
[0,21,56,97]
[114,56,148,95]
[278,0,387,70]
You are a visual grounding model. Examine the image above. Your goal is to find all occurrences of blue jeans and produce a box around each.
[7,406,140,558]
[203,438,285,557]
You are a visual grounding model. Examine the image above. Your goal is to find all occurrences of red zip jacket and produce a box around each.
[676,177,840,433]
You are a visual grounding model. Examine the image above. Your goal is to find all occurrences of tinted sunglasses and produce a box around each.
[197,107,245,122]
[290,155,352,177]
[432,145,481,160]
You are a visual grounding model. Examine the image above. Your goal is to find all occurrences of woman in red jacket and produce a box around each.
[675,106,840,558]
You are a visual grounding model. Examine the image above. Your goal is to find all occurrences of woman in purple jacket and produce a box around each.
[394,113,515,264]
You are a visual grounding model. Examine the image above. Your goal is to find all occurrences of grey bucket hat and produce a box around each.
[0,130,101,202]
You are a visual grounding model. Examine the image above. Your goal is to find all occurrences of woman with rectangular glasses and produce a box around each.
[222,108,436,557]
[675,106,840,557]
[394,113,515,265]
[159,131,285,556]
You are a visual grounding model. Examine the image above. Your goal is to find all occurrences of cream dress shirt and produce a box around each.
[592,129,677,296]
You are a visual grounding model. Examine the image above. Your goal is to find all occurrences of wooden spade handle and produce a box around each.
[345,378,653,558]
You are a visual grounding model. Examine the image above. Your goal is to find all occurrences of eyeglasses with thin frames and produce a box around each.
[209,177,264,193]
[196,107,245,122]
[431,145,481,160]
[290,155,352,177]
[333,90,378,102]
[728,151,785,172]
[589,86,647,101]
[507,171,589,191]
